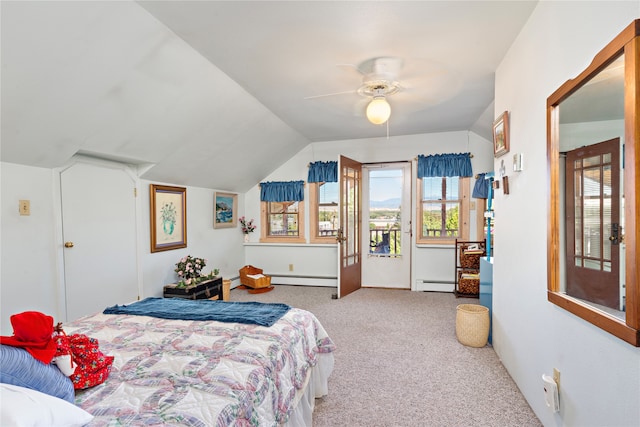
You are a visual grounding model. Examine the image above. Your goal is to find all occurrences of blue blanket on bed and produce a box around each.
[103,297,291,327]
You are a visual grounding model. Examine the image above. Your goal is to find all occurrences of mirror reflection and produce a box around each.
[558,55,625,319]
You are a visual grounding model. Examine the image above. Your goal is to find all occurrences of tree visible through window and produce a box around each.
[417,176,469,243]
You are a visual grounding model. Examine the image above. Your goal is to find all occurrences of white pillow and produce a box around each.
[0,383,94,427]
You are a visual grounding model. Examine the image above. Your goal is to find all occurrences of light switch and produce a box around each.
[19,200,30,216]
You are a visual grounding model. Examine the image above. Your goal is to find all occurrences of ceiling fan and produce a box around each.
[306,56,449,126]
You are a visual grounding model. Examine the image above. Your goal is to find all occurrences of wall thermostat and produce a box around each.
[513,153,524,172]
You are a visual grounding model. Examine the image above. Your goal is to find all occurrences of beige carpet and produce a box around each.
[232,285,542,427]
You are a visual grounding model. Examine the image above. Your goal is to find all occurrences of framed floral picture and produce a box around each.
[150,184,187,253]
[214,192,238,229]
[493,111,510,158]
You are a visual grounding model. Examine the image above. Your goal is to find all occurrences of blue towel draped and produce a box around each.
[473,173,491,199]
[103,297,291,327]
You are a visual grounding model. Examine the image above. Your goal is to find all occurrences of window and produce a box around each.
[309,182,339,243]
[260,200,305,243]
[417,176,470,244]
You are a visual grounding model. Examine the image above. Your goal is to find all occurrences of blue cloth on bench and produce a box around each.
[103,297,291,327]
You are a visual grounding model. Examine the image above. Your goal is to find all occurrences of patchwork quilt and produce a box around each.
[64,308,336,426]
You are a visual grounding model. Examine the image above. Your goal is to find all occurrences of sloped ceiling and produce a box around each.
[1,1,537,192]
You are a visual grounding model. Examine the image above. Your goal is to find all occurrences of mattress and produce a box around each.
[64,306,336,426]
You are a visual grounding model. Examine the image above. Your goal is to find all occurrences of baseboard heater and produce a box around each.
[416,279,454,293]
[268,274,337,287]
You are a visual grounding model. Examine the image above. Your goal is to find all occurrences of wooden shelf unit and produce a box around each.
[454,239,486,298]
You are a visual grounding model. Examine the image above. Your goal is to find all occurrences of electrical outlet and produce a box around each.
[289,264,294,272]
[553,368,561,391]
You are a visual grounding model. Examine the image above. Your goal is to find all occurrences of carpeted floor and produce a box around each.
[232,285,542,427]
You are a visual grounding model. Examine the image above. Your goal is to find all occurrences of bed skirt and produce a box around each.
[285,352,334,426]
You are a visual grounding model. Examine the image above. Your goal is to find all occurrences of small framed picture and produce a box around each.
[150,184,187,253]
[493,111,510,158]
[214,192,238,229]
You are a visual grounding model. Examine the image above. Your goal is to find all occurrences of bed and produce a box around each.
[59,298,336,426]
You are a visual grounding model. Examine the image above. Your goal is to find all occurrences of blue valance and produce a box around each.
[417,153,473,178]
[472,173,492,199]
[308,161,338,183]
[260,181,305,202]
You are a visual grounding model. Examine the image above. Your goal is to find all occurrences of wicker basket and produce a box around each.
[239,265,272,289]
[222,279,231,301]
[455,304,490,347]
[457,270,479,295]
[459,245,484,269]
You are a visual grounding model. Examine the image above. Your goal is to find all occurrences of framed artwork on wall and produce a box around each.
[214,192,238,229]
[493,111,510,157]
[150,184,187,253]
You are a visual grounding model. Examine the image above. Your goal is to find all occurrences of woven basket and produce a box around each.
[457,270,479,295]
[222,279,231,301]
[459,245,483,269]
[455,304,490,347]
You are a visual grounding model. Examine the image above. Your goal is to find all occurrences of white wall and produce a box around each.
[0,161,247,334]
[139,180,247,298]
[493,2,640,426]
[243,130,494,286]
[1,163,60,329]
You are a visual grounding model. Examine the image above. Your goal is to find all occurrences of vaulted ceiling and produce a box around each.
[1,1,537,192]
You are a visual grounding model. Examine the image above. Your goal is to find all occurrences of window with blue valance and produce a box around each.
[417,153,473,178]
[307,161,338,183]
[260,180,305,202]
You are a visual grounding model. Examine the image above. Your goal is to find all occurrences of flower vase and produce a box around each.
[163,220,175,236]
[243,234,250,243]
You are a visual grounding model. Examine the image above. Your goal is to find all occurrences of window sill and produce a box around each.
[415,243,455,249]
[245,242,335,248]
[259,237,306,244]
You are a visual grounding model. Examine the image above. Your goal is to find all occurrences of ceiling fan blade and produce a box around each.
[304,89,357,100]
[358,56,403,78]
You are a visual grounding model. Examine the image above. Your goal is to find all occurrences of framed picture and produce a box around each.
[214,192,238,229]
[493,111,510,158]
[150,184,187,253]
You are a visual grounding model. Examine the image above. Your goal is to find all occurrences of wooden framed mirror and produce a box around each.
[547,20,640,346]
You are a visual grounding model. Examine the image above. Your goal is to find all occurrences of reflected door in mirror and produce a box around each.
[565,138,621,310]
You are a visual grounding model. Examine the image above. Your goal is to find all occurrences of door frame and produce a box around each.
[53,155,143,321]
[361,161,412,289]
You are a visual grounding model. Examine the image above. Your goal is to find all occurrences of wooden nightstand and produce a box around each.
[163,277,223,300]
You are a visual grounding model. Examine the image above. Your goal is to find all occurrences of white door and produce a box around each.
[362,162,411,288]
[60,161,139,320]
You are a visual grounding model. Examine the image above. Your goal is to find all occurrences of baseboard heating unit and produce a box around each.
[416,279,454,293]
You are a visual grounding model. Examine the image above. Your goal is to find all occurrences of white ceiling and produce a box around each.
[1,1,538,192]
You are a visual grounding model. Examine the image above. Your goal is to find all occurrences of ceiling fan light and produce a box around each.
[366,96,391,125]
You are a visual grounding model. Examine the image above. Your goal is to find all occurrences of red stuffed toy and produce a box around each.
[67,334,114,390]
[53,323,76,376]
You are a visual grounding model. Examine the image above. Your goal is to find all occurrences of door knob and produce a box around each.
[64,242,74,248]
[609,224,621,245]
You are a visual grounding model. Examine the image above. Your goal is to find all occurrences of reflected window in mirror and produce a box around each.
[547,21,639,346]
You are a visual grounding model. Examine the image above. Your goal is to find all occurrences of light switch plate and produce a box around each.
[19,200,30,216]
